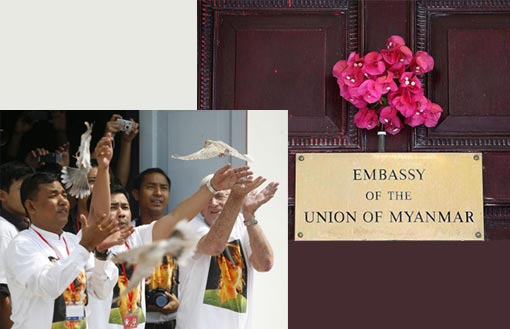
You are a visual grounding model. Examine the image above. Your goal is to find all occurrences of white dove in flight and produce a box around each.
[112,220,198,302]
[61,122,93,199]
[171,140,253,162]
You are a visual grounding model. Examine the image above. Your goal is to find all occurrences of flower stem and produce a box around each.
[378,126,386,152]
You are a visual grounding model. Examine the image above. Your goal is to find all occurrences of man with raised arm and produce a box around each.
[4,134,119,329]
[86,163,253,329]
[177,176,278,329]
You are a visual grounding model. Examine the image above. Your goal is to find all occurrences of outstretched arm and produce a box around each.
[88,133,113,224]
[152,164,252,241]
[197,177,266,256]
[116,119,139,187]
[104,114,139,187]
[242,182,278,272]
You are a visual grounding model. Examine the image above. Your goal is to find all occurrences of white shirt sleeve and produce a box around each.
[85,256,119,300]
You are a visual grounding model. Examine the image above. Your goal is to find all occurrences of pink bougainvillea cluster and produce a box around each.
[332,35,443,135]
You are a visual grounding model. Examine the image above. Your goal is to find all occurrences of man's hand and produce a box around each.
[231,176,266,198]
[121,119,139,143]
[96,225,135,253]
[104,114,123,136]
[79,213,118,252]
[95,133,113,169]
[211,164,252,191]
[56,142,70,167]
[242,182,279,218]
[24,148,49,168]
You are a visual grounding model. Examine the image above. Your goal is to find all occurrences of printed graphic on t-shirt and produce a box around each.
[51,259,87,329]
[145,255,179,308]
[109,263,146,325]
[203,239,248,313]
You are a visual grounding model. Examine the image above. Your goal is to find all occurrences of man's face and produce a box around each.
[134,173,170,216]
[110,193,132,229]
[87,167,98,191]
[0,178,26,218]
[201,190,230,226]
[26,181,70,233]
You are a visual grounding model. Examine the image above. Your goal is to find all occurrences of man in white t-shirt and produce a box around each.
[4,134,120,329]
[86,164,254,329]
[177,175,278,329]
[130,168,179,329]
[0,161,34,329]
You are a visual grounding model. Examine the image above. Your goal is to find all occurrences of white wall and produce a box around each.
[139,110,247,212]
[0,1,196,110]
[248,110,289,329]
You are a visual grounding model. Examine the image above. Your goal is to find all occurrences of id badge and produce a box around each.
[65,304,85,320]
[123,314,138,329]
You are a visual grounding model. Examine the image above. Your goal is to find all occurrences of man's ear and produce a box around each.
[0,189,7,203]
[25,199,36,216]
[131,189,139,202]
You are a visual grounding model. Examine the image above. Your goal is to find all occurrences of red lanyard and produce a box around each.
[32,228,70,260]
[32,228,78,293]
[120,241,137,309]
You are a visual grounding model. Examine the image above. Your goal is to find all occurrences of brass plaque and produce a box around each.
[295,153,484,241]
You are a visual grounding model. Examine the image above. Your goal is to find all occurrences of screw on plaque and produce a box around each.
[473,155,480,161]
[298,155,305,161]
[475,232,482,238]
[297,232,304,238]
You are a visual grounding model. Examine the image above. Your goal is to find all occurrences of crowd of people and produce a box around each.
[0,111,278,329]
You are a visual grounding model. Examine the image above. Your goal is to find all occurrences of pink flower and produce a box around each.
[386,35,406,49]
[391,89,415,118]
[362,51,386,76]
[332,35,442,135]
[338,84,367,109]
[332,60,348,79]
[424,103,443,127]
[340,66,365,87]
[355,79,384,104]
[350,96,368,109]
[405,112,425,127]
[379,106,404,135]
[381,45,413,66]
[411,51,434,75]
[398,72,422,95]
[376,72,398,95]
[346,52,363,66]
[354,108,378,130]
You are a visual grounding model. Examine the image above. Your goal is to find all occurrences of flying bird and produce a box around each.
[61,122,93,199]
[112,220,198,302]
[171,140,253,162]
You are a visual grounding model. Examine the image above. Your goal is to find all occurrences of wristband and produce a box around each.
[94,248,110,260]
[206,178,218,194]
[244,216,258,226]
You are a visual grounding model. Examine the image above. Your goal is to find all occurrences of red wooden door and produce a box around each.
[198,0,510,240]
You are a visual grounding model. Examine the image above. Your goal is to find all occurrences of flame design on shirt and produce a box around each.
[216,243,245,303]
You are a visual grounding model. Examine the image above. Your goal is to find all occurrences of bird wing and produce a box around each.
[112,220,198,301]
[171,143,219,160]
[61,122,93,198]
[213,140,254,162]
[60,167,90,199]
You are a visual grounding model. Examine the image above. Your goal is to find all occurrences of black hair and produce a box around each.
[0,161,34,192]
[131,168,171,191]
[86,182,129,212]
[20,172,60,217]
